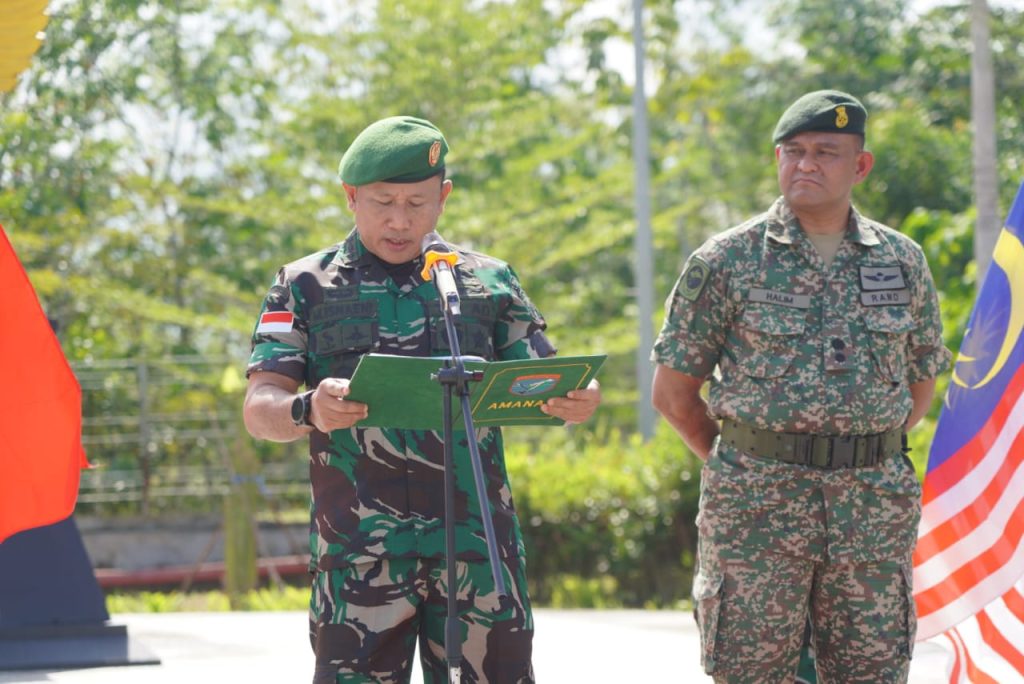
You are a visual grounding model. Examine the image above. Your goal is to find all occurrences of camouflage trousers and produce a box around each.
[692,443,919,684]
[309,556,534,684]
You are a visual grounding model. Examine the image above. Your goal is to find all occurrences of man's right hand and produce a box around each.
[310,378,368,432]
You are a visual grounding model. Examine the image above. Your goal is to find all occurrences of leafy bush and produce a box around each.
[506,422,701,609]
[105,586,309,613]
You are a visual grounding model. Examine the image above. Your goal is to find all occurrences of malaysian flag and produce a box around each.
[912,180,1024,681]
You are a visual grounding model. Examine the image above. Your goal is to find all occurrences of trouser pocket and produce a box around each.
[900,562,917,658]
[693,568,726,674]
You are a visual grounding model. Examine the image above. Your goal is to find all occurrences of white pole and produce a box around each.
[632,0,655,440]
[971,0,999,282]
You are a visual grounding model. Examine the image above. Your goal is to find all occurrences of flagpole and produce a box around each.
[631,0,655,440]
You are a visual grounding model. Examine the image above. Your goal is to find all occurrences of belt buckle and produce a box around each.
[831,436,856,469]
[809,436,830,468]
[795,434,814,466]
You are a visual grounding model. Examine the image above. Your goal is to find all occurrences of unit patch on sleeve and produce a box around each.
[679,256,712,302]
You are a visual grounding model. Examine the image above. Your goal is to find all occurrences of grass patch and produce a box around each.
[105,585,310,613]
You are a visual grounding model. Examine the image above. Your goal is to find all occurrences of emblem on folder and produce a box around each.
[509,374,561,396]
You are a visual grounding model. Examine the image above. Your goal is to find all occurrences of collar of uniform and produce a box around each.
[331,229,468,279]
[845,205,882,247]
[764,197,881,247]
[332,229,377,268]
[764,196,802,246]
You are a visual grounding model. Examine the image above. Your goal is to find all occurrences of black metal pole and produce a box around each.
[441,359,462,684]
[441,310,506,600]
[458,388,507,599]
[430,274,506,684]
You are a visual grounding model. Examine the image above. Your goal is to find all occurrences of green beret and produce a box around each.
[338,116,448,185]
[772,90,867,143]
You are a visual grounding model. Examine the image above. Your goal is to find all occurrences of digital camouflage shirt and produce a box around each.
[247,231,554,570]
[652,197,952,435]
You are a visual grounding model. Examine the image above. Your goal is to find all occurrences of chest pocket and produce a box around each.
[429,297,497,360]
[734,303,806,378]
[860,306,915,383]
[306,300,380,384]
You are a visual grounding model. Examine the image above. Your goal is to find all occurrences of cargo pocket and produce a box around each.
[307,321,379,384]
[693,568,726,674]
[430,296,496,360]
[735,304,805,378]
[899,563,917,657]
[860,307,915,383]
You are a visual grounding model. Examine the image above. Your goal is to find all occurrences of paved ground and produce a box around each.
[0,609,951,682]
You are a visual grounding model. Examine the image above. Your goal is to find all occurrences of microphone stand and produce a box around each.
[429,274,507,684]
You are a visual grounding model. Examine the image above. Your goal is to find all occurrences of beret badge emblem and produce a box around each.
[835,106,849,129]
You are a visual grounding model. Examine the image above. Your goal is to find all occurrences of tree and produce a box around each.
[0,0,286,363]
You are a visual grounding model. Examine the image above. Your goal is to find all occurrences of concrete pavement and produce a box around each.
[0,609,951,682]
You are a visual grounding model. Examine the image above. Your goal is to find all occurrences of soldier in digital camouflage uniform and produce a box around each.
[651,91,952,683]
[242,116,601,684]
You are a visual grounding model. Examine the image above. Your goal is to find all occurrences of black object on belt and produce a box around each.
[719,418,905,469]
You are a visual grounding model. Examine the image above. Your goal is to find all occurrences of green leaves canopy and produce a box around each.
[1,0,1022,433]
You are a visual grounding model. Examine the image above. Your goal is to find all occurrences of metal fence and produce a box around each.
[74,356,307,515]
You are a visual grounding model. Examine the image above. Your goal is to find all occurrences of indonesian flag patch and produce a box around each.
[256,311,294,334]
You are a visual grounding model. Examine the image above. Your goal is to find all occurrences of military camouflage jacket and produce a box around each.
[247,231,553,570]
[653,197,952,435]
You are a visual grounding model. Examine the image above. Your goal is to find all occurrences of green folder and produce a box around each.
[345,353,606,430]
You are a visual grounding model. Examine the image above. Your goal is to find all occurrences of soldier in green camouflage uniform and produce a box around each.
[243,116,601,684]
[651,91,952,683]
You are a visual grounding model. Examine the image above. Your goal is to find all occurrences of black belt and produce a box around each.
[719,418,905,470]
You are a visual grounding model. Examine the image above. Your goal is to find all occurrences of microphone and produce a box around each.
[420,232,461,318]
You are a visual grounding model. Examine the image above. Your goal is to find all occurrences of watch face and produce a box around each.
[291,394,306,424]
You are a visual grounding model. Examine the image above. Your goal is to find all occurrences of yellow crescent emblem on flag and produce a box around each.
[951,228,1024,390]
[428,140,441,167]
[0,0,50,93]
[835,106,849,129]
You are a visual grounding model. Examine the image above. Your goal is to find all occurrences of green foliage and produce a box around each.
[5,0,1024,431]
[545,574,623,609]
[858,108,973,226]
[899,208,977,356]
[105,585,309,613]
[895,207,978,477]
[768,0,910,96]
[507,422,701,608]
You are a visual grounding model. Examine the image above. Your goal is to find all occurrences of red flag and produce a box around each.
[0,224,87,543]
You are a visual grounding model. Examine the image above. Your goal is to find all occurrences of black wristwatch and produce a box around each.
[290,390,315,427]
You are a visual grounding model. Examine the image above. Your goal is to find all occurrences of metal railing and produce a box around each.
[73,356,307,514]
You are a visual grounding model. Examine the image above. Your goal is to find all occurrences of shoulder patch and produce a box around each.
[679,256,712,301]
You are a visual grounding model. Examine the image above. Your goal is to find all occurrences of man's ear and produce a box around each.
[854,149,875,183]
[439,179,453,207]
[342,182,358,210]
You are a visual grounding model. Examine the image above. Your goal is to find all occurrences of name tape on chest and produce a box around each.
[747,288,812,309]
[323,285,361,301]
[860,289,910,306]
[310,300,378,323]
[859,265,906,291]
